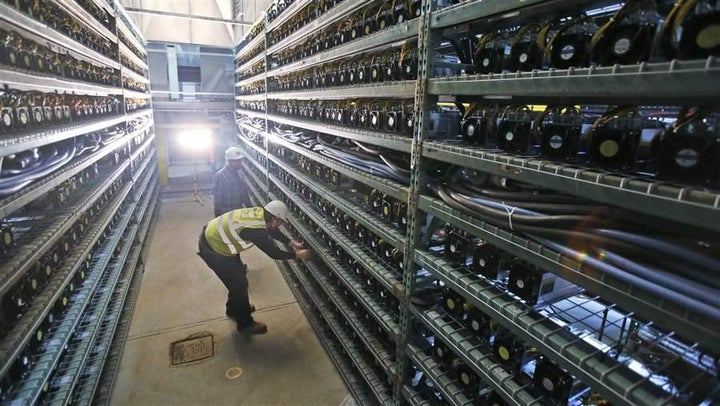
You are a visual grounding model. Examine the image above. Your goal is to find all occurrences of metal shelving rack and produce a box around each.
[234,0,720,405]
[0,1,158,403]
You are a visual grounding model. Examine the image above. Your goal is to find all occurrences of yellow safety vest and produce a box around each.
[205,208,266,256]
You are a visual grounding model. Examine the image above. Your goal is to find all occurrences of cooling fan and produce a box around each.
[548,17,598,69]
[474,33,508,74]
[465,306,493,338]
[442,287,468,317]
[654,111,720,185]
[267,2,279,20]
[592,2,660,66]
[460,113,490,146]
[433,339,453,366]
[15,100,31,129]
[348,106,359,127]
[587,119,642,169]
[350,20,363,41]
[470,242,500,280]
[395,202,409,231]
[376,7,394,31]
[369,108,382,130]
[537,108,584,161]
[483,391,506,406]
[411,0,422,19]
[359,108,370,128]
[663,0,720,60]
[1,102,14,132]
[532,356,574,403]
[382,194,395,223]
[0,224,14,255]
[452,360,480,392]
[401,53,417,80]
[384,57,402,81]
[369,189,384,214]
[492,330,525,371]
[394,0,411,24]
[357,64,371,83]
[508,25,545,71]
[28,43,47,73]
[596,22,657,65]
[370,59,383,83]
[497,107,535,154]
[347,66,357,84]
[403,108,415,135]
[540,122,583,160]
[507,261,544,305]
[363,13,377,36]
[444,226,470,265]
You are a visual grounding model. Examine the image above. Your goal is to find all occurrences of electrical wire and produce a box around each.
[535,236,720,322]
[430,176,720,296]
[0,141,77,197]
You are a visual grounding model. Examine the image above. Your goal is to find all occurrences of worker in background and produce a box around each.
[212,147,251,217]
[197,200,311,334]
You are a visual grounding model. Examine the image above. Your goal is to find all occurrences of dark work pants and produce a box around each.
[197,231,253,328]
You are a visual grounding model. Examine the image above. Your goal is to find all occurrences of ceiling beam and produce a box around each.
[124,7,255,26]
[212,0,235,45]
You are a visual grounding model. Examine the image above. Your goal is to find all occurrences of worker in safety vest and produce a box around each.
[198,200,311,334]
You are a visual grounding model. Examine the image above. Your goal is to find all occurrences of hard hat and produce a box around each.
[225,147,244,161]
[263,200,288,221]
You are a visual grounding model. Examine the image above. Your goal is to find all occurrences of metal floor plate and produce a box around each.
[170,333,214,365]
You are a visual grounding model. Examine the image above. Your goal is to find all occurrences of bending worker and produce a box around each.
[213,147,251,217]
[197,200,311,334]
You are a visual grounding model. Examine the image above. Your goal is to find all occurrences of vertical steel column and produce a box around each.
[393,0,440,402]
[262,27,271,197]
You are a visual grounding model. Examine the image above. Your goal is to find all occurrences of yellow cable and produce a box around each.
[673,0,699,41]
[376,3,387,20]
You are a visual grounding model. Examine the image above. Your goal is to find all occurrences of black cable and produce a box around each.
[433,182,720,286]
[448,182,604,215]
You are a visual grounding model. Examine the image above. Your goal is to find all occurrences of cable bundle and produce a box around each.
[268,124,411,184]
[429,167,720,321]
[0,125,128,198]
[0,141,77,197]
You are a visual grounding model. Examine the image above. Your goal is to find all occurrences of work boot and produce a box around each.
[226,304,256,320]
[237,321,267,335]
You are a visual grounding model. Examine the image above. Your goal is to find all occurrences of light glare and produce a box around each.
[178,128,212,150]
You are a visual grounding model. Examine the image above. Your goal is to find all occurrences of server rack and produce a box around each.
[235,1,719,405]
[0,1,158,403]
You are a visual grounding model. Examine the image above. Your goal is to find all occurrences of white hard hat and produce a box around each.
[263,200,288,221]
[225,147,244,161]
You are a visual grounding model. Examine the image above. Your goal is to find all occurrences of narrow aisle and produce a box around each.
[110,197,348,405]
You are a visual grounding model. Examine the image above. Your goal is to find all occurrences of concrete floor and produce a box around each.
[110,197,350,405]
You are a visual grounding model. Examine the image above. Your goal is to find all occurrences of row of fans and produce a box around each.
[0,88,123,134]
[271,168,403,312]
[464,0,719,75]
[269,99,416,135]
[0,194,130,399]
[0,172,124,334]
[2,0,117,60]
[270,43,418,91]
[0,29,118,86]
[268,1,421,69]
[459,104,720,185]
[419,302,591,405]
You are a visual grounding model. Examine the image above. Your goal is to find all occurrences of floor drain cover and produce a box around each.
[171,333,214,365]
